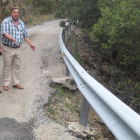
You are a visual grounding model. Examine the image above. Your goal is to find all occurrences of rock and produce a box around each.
[52,77,77,90]
[94,115,104,124]
[98,139,109,140]
[67,122,96,139]
[89,57,94,62]
[80,46,85,49]
[66,97,71,104]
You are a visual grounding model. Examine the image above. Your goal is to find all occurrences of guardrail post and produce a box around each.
[66,26,68,37]
[62,28,70,76]
[79,71,95,127]
[62,29,65,43]
[69,23,71,32]
[79,97,90,127]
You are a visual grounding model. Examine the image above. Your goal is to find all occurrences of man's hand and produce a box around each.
[12,38,18,46]
[30,44,35,51]
[4,34,18,46]
[24,37,35,51]
[0,47,3,55]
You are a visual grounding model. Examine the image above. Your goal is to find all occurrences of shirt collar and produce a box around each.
[10,16,21,25]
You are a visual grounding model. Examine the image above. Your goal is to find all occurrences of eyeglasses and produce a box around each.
[12,12,20,14]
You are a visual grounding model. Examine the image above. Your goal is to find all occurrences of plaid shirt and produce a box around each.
[1,16,29,48]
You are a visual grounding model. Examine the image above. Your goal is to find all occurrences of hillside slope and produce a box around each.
[0,0,56,26]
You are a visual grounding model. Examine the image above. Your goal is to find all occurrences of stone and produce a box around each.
[68,122,96,139]
[66,97,71,104]
[89,57,94,62]
[52,77,77,90]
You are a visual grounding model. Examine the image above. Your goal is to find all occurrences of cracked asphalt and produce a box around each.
[0,20,79,140]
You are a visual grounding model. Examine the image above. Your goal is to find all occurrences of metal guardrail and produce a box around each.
[59,24,140,140]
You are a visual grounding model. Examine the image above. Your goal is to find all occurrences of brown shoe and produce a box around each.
[3,86,9,91]
[0,90,2,93]
[13,85,24,90]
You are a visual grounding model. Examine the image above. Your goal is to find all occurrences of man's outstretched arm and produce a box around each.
[24,37,35,51]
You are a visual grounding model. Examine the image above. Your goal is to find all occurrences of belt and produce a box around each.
[3,43,20,49]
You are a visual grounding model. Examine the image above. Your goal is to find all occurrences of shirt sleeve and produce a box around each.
[1,19,9,35]
[23,23,29,38]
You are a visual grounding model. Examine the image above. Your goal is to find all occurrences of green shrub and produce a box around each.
[48,107,55,114]
[90,0,140,74]
[74,37,80,64]
[24,0,59,14]
[59,20,66,28]
[55,0,101,29]
[3,8,10,17]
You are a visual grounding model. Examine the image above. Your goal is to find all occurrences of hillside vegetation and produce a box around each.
[0,0,61,26]
[55,0,140,113]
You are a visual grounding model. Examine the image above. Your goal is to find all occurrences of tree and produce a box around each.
[55,0,101,29]
[90,0,140,75]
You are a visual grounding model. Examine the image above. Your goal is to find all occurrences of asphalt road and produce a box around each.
[0,20,78,140]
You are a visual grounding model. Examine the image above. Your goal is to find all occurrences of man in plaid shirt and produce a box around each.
[0,7,35,91]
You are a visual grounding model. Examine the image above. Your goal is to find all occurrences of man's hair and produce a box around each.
[11,7,20,13]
